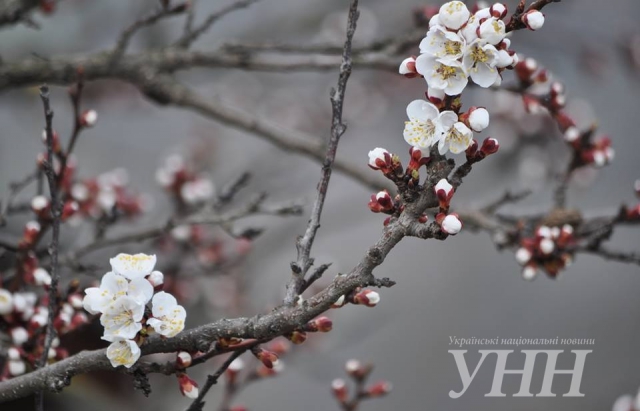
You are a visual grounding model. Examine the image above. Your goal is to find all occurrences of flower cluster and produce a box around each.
[400,1,526,96]
[515,225,576,280]
[82,253,186,368]
[331,359,392,409]
[0,282,86,380]
[156,154,214,206]
[70,168,147,221]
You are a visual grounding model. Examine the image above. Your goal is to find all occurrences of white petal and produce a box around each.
[110,253,157,280]
[128,277,154,305]
[406,99,438,121]
[151,291,178,317]
[106,339,141,368]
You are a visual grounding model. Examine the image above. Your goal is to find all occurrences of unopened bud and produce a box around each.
[521,10,545,31]
[177,373,199,399]
[81,110,98,127]
[353,289,380,307]
[332,378,348,402]
[287,330,307,345]
[367,380,393,397]
[177,351,192,368]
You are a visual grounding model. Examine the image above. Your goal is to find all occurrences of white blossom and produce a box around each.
[463,41,501,87]
[100,296,145,341]
[460,14,480,43]
[83,271,152,314]
[0,289,13,315]
[106,338,141,368]
[420,26,465,62]
[438,1,470,31]
[110,253,157,280]
[438,122,474,155]
[403,100,457,150]
[147,292,186,338]
[478,17,506,45]
[415,55,468,95]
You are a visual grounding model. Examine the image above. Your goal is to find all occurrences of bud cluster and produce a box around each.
[156,154,214,206]
[513,57,614,169]
[0,280,86,380]
[331,359,392,409]
[515,224,576,280]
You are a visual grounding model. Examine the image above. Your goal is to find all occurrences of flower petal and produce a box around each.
[110,253,157,280]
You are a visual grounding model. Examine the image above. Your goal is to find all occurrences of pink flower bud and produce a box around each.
[353,289,380,307]
[253,348,279,369]
[332,378,348,402]
[306,316,333,332]
[81,110,98,127]
[367,380,393,397]
[368,190,394,213]
[287,330,307,344]
[490,3,507,18]
[31,195,50,218]
[521,10,545,31]
[399,56,418,78]
[147,271,164,288]
[177,373,199,399]
[434,179,454,208]
[177,351,192,368]
[61,201,79,221]
[367,148,392,171]
[20,221,41,249]
[480,137,499,155]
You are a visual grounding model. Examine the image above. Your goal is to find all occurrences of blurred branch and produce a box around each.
[285,0,359,305]
[174,0,259,48]
[110,2,188,63]
[61,194,300,265]
[35,85,62,411]
[0,0,39,28]
[0,169,38,226]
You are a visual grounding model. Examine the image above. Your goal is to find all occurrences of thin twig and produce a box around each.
[285,0,360,305]
[0,169,38,226]
[185,349,248,411]
[174,0,259,48]
[111,2,188,63]
[36,84,62,411]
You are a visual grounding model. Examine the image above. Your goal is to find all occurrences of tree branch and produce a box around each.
[285,0,359,305]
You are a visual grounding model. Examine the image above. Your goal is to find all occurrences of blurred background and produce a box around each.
[1,0,639,410]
